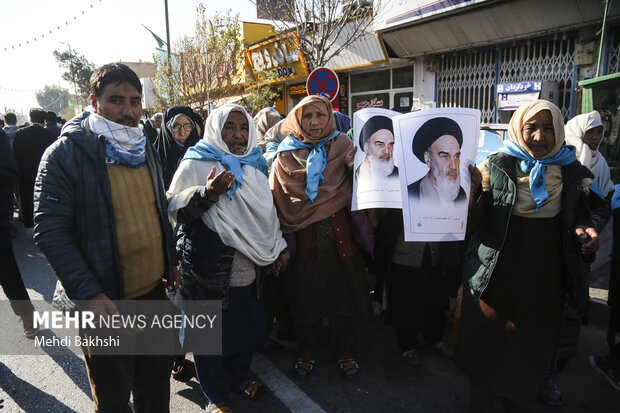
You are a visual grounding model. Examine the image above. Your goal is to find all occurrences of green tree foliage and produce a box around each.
[154,6,244,112]
[35,85,69,114]
[153,50,180,110]
[53,49,96,103]
[243,73,281,116]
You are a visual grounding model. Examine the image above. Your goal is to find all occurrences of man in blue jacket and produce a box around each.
[33,63,177,413]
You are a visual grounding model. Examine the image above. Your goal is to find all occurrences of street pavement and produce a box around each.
[1,223,620,412]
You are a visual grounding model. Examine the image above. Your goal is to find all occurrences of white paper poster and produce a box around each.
[352,108,401,211]
[393,108,480,241]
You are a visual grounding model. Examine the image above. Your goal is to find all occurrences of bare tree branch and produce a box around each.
[251,0,379,68]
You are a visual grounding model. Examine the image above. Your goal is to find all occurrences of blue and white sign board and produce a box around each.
[306,67,340,102]
[497,92,541,110]
[496,81,542,94]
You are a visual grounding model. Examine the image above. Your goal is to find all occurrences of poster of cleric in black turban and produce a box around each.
[393,108,480,241]
[352,108,401,211]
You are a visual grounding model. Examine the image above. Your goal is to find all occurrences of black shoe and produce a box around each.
[171,358,195,382]
[589,355,620,391]
[537,380,562,407]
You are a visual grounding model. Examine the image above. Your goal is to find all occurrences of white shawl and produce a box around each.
[565,111,614,196]
[167,104,287,266]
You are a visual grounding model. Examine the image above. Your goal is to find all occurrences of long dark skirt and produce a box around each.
[385,262,448,351]
[456,214,564,403]
[284,219,371,359]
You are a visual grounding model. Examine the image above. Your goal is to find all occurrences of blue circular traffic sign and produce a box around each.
[306,67,340,102]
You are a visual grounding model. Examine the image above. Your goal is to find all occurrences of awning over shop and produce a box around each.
[324,16,388,71]
[379,0,620,58]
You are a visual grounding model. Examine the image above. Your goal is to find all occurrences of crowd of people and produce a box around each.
[1,62,619,413]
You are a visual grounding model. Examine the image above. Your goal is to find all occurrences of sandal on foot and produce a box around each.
[293,359,315,379]
[338,358,359,379]
[239,379,263,400]
[433,341,455,359]
[206,403,232,413]
[402,349,422,366]
[171,358,195,382]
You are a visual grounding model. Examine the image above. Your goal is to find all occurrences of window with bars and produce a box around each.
[436,36,576,123]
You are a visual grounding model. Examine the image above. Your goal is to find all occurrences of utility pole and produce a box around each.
[164,0,173,101]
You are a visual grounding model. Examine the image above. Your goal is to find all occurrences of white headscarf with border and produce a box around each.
[167,104,286,266]
[565,111,613,197]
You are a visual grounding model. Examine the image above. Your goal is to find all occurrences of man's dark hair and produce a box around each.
[5,113,17,125]
[46,111,57,123]
[29,108,47,124]
[90,63,142,98]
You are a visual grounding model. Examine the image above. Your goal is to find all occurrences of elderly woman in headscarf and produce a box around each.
[565,110,614,197]
[155,105,201,189]
[253,107,282,152]
[270,95,372,379]
[167,104,289,413]
[456,100,602,411]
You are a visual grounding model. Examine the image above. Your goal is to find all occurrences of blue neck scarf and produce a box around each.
[104,141,147,168]
[265,141,280,153]
[89,112,147,168]
[498,140,577,211]
[183,141,268,198]
[275,131,339,203]
[611,184,620,211]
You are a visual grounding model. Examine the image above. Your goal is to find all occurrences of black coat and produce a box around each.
[0,129,18,223]
[609,207,620,332]
[141,119,158,145]
[12,124,56,227]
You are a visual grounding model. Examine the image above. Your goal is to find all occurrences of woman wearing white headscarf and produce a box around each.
[167,104,289,413]
[565,110,614,197]
[456,101,601,411]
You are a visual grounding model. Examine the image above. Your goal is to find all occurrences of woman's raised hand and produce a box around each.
[205,166,235,200]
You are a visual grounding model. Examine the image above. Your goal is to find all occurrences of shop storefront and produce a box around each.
[375,0,620,122]
[349,65,414,115]
[246,34,310,114]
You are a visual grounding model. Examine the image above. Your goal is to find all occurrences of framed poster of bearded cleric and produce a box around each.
[351,108,402,211]
[393,108,480,242]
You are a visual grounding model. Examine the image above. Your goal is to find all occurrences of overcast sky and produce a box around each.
[0,0,261,114]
